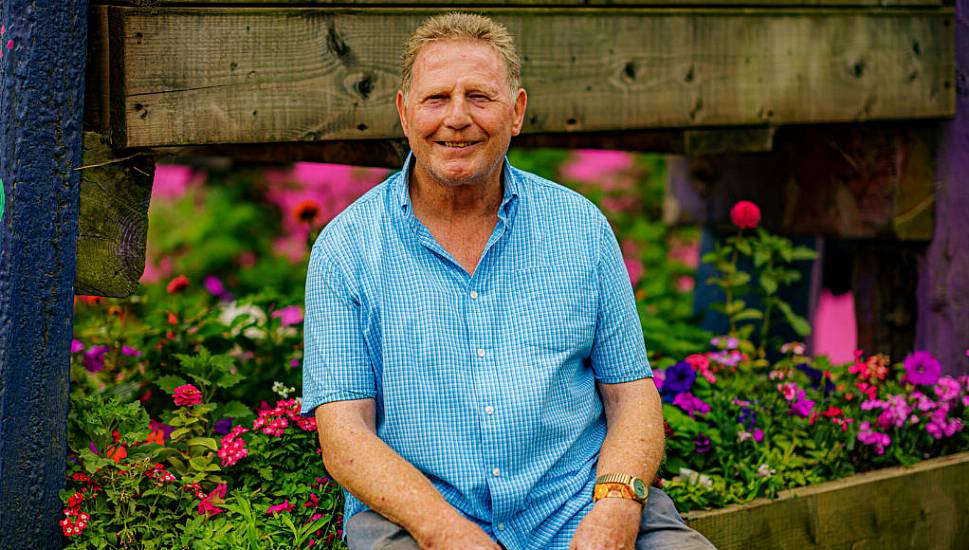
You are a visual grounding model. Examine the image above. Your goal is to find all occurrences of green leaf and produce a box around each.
[776,301,812,336]
[790,246,817,261]
[156,375,188,394]
[189,456,213,470]
[760,273,778,295]
[187,437,219,452]
[733,309,764,321]
[735,240,752,256]
[218,401,253,419]
[170,427,193,441]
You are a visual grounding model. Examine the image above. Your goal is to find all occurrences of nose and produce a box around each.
[443,95,472,130]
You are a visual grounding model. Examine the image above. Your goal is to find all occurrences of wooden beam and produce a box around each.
[684,451,969,550]
[99,7,955,148]
[98,1,947,7]
[664,122,938,240]
[0,1,87,546]
[76,132,154,298]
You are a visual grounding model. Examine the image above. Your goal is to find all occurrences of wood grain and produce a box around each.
[684,451,969,550]
[105,7,955,148]
[76,132,153,297]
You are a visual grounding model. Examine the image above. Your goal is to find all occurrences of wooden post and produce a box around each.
[917,0,969,375]
[0,0,88,546]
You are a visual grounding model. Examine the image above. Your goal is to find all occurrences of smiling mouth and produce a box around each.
[438,141,478,149]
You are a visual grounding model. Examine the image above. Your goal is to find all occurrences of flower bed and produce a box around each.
[60,155,968,547]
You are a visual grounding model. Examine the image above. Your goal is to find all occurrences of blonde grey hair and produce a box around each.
[401,12,522,96]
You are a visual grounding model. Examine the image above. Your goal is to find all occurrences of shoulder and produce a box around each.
[509,163,610,233]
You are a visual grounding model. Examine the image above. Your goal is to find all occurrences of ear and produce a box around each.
[510,88,527,137]
[396,89,409,137]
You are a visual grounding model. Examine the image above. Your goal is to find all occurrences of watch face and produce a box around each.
[633,479,648,499]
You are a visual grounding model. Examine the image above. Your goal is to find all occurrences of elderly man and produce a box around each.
[302,12,713,550]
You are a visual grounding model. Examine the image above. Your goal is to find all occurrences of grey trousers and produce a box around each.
[346,487,716,549]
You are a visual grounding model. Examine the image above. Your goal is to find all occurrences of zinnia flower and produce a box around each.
[166,274,190,294]
[904,351,942,386]
[730,200,761,230]
[173,384,203,407]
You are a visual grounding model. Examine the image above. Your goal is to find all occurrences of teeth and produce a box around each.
[443,142,473,148]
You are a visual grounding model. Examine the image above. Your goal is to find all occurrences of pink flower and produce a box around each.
[777,382,799,401]
[271,305,304,327]
[197,484,227,517]
[672,392,711,418]
[934,376,961,402]
[265,499,295,515]
[173,384,203,407]
[729,201,761,230]
[70,339,84,353]
[788,390,815,418]
[926,405,963,440]
[752,428,764,443]
[876,395,911,430]
[686,354,716,384]
[652,370,664,391]
[857,421,891,455]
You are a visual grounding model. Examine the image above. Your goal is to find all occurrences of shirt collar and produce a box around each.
[395,151,520,227]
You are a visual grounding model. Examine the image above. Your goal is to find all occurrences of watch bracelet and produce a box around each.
[592,482,645,504]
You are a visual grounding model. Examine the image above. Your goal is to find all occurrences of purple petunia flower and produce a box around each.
[82,345,110,372]
[904,351,942,386]
[661,361,695,399]
[788,390,815,418]
[213,417,234,436]
[673,392,711,418]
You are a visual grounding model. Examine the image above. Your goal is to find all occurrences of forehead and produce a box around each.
[411,39,506,91]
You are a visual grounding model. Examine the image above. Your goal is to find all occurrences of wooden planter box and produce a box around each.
[684,452,969,549]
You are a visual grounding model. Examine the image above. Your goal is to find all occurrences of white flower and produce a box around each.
[737,430,752,443]
[674,467,713,489]
[757,464,776,478]
[219,301,267,340]
[272,381,295,399]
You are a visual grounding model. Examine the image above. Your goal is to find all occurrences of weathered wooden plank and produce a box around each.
[684,451,969,550]
[664,123,938,240]
[97,1,947,6]
[76,132,154,298]
[107,7,955,148]
[0,0,88,546]
[853,243,919,360]
[916,0,969,376]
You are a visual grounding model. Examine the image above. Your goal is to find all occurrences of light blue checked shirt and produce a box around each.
[301,153,651,549]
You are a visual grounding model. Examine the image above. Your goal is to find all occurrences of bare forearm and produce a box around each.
[596,377,665,483]
[315,405,465,544]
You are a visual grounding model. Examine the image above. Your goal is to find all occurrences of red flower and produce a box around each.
[197,483,227,517]
[166,275,190,294]
[730,201,761,230]
[166,311,179,325]
[173,384,203,407]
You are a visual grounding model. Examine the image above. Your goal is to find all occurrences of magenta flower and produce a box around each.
[271,305,304,327]
[652,370,665,391]
[926,406,963,440]
[777,382,799,402]
[857,421,891,455]
[752,428,764,443]
[265,499,295,515]
[788,390,815,418]
[82,345,109,372]
[71,339,84,353]
[173,384,203,407]
[197,484,227,517]
[876,395,911,430]
[121,345,142,357]
[903,351,942,386]
[673,392,711,418]
[934,376,961,403]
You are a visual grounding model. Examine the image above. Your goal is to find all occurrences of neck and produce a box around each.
[408,161,503,225]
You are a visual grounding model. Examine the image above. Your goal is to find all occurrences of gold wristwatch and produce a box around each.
[592,473,649,504]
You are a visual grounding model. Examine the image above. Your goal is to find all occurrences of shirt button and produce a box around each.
[497,522,505,531]
[470,290,478,300]
[477,348,486,357]
[492,467,501,477]
[485,406,494,415]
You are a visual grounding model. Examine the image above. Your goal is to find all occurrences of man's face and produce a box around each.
[396,39,527,188]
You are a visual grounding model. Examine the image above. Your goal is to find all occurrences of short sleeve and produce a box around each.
[589,215,652,384]
[300,239,376,417]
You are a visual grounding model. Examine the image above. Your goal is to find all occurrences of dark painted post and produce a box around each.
[0,0,88,546]
[917,2,969,375]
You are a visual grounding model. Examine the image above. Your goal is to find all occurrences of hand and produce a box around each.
[416,514,503,550]
[569,498,642,550]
